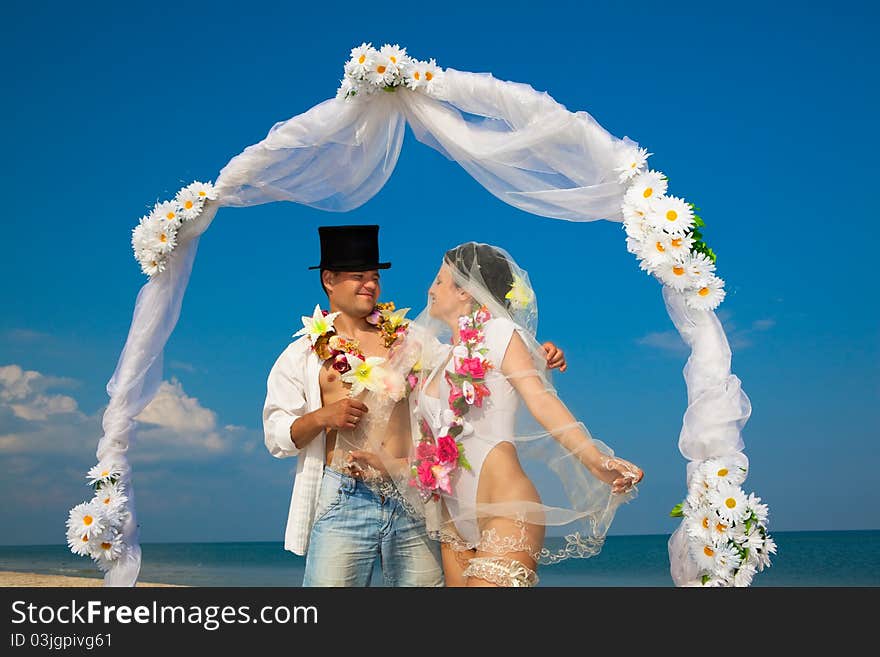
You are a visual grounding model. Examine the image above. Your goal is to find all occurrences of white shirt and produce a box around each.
[263,336,326,556]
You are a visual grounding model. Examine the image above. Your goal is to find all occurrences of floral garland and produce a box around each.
[66,461,132,571]
[410,304,493,500]
[131,181,217,277]
[670,457,776,586]
[293,301,411,399]
[615,148,725,311]
[337,43,445,101]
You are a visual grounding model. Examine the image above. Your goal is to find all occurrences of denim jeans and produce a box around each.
[302,467,444,587]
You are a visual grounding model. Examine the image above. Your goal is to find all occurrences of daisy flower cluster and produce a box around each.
[66,461,132,572]
[337,43,444,100]
[131,181,217,277]
[670,457,776,586]
[615,148,726,311]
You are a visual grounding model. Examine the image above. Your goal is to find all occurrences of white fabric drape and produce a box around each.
[98,68,749,586]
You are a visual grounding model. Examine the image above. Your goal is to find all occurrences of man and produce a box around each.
[263,225,565,586]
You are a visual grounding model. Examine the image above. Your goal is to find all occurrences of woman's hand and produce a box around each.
[599,456,644,494]
[345,449,406,481]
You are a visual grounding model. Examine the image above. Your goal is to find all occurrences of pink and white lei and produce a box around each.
[410,304,493,500]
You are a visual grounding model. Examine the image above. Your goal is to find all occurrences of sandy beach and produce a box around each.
[0,571,182,587]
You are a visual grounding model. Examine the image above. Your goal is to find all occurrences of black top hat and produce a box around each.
[308,224,391,271]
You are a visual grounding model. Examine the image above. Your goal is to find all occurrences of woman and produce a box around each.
[349,242,643,587]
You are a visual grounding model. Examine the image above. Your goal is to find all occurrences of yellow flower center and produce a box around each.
[358,54,366,64]
[643,187,653,198]
[717,468,728,476]
[390,56,397,63]
[666,210,678,222]
[414,71,421,80]
[198,190,207,197]
[725,497,737,509]
[184,200,193,209]
[703,546,714,557]
[83,515,93,526]
[159,233,167,243]
[671,238,682,247]
[699,287,710,297]
[655,242,665,253]
[425,71,433,81]
[81,535,89,543]
[166,212,175,220]
[102,497,110,505]
[101,470,109,477]
[101,542,112,550]
[377,65,386,74]
[673,265,685,276]
[715,522,727,533]
[701,517,709,529]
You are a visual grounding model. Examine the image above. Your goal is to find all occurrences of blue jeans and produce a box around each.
[302,467,444,587]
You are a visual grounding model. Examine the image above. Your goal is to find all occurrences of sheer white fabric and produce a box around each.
[98,67,748,586]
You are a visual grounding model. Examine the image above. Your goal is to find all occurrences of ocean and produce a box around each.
[1,530,877,587]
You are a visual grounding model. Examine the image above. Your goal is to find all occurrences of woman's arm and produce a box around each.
[502,330,642,493]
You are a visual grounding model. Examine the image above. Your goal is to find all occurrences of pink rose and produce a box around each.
[332,354,350,373]
[417,460,437,489]
[475,307,491,324]
[416,442,436,460]
[436,435,459,464]
[459,327,480,343]
[458,357,486,379]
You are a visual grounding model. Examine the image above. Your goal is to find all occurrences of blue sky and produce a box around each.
[1,0,877,546]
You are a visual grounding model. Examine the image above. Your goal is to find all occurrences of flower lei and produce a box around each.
[615,147,725,311]
[131,181,217,277]
[293,301,411,398]
[410,304,493,501]
[669,457,776,586]
[66,462,132,571]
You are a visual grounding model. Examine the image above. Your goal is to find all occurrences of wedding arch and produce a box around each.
[66,44,772,587]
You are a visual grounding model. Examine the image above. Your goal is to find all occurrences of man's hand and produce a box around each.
[320,398,369,431]
[542,341,567,372]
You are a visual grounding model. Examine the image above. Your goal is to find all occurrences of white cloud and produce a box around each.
[0,364,81,421]
[136,378,217,433]
[636,331,688,354]
[636,315,776,354]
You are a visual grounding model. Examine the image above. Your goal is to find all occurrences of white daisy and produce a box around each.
[152,201,182,230]
[422,59,443,95]
[747,493,769,524]
[187,181,217,201]
[175,188,204,220]
[131,222,152,257]
[622,199,652,225]
[655,255,695,291]
[684,505,715,544]
[625,169,667,205]
[347,42,375,78]
[379,43,407,75]
[337,76,358,99]
[405,59,427,90]
[755,534,777,569]
[92,481,128,514]
[741,525,766,552]
[615,146,651,183]
[713,543,741,578]
[67,524,94,556]
[685,275,726,311]
[623,214,651,241]
[702,458,747,487]
[691,539,719,572]
[140,255,166,277]
[665,233,694,258]
[638,231,674,271]
[91,529,126,570]
[709,482,749,525]
[367,53,396,87]
[151,224,177,255]
[710,516,734,543]
[733,561,757,587]
[686,252,716,283]
[293,304,340,344]
[87,462,124,486]
[649,196,694,235]
[66,501,106,540]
